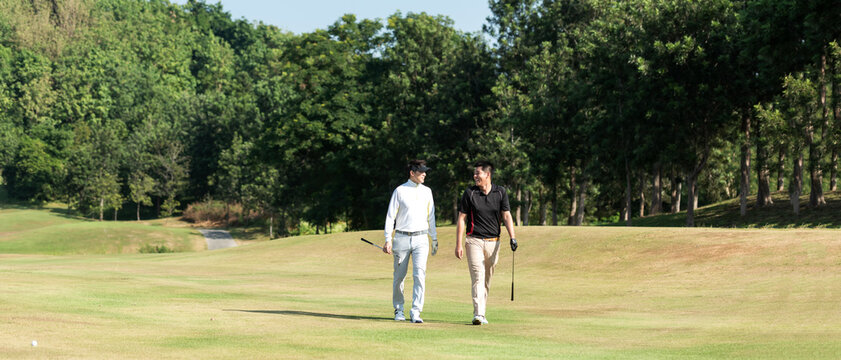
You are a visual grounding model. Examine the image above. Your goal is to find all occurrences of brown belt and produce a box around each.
[467,236,499,242]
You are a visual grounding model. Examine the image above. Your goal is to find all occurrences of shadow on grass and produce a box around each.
[606,191,841,229]
[226,309,472,325]
[47,207,93,221]
[225,309,392,321]
[227,228,265,241]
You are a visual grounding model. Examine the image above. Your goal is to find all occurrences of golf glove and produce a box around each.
[510,238,518,252]
[431,238,438,256]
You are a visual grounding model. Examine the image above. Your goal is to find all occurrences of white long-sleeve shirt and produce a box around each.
[384,180,437,243]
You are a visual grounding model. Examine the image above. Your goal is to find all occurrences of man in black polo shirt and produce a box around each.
[454,160,518,325]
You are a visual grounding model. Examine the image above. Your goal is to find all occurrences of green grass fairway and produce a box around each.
[0,207,204,254]
[2,226,841,358]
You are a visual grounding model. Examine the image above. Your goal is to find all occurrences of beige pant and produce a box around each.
[465,236,501,317]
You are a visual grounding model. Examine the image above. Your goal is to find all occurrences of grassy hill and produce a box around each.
[2,224,841,358]
[616,191,841,228]
[0,205,205,254]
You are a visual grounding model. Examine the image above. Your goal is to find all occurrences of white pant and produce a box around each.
[392,234,429,318]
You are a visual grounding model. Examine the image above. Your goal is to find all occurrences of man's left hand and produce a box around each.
[510,238,518,252]
[431,238,438,256]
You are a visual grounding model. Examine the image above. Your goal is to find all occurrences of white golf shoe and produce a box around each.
[394,310,406,321]
[472,315,488,325]
[410,313,423,324]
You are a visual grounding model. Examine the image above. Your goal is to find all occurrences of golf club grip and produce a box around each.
[360,238,383,250]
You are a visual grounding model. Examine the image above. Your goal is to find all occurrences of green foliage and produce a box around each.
[129,172,155,208]
[6,136,65,201]
[1,0,838,230]
[139,243,175,253]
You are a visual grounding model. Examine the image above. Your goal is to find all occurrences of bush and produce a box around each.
[182,199,260,226]
[139,244,174,253]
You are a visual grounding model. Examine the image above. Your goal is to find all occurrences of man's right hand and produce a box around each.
[454,243,463,259]
[383,241,392,254]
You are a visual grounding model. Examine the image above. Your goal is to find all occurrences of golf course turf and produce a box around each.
[2,211,841,358]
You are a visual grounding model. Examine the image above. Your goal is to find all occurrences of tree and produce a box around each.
[6,136,65,201]
[632,0,742,226]
[212,133,249,225]
[129,171,155,221]
[243,166,282,238]
[781,73,818,215]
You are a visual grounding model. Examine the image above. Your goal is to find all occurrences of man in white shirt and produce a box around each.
[383,160,438,323]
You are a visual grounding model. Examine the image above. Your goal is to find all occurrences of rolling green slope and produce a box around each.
[2,226,841,359]
[615,191,841,228]
[0,208,204,254]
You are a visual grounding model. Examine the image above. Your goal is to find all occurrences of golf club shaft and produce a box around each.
[360,237,383,250]
[511,251,515,301]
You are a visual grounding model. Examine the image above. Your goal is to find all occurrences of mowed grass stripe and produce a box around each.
[2,225,841,358]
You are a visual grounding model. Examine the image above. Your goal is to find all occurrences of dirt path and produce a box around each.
[199,229,237,250]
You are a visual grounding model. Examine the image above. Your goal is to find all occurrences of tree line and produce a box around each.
[1,0,839,233]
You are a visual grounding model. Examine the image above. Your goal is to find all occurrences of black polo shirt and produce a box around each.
[458,184,511,238]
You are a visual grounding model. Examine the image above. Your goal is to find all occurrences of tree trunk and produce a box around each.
[651,162,662,215]
[833,64,841,192]
[114,208,117,221]
[694,188,699,209]
[523,190,533,226]
[568,166,577,225]
[685,148,710,227]
[807,134,825,207]
[624,156,632,225]
[777,148,786,192]
[280,210,287,237]
[809,51,828,207]
[539,188,547,226]
[756,112,773,206]
[671,176,682,214]
[515,187,522,226]
[686,177,697,227]
[136,203,141,221]
[453,197,458,225]
[574,178,588,226]
[269,213,274,239]
[638,172,646,217]
[791,150,803,215]
[99,197,104,221]
[225,202,230,227]
[740,112,751,216]
[831,149,838,192]
[551,185,558,226]
[675,181,683,213]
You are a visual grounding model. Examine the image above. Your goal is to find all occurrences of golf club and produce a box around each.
[359,237,383,250]
[511,251,515,301]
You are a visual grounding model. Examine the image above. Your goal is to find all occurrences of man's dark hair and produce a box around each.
[407,159,427,173]
[473,160,494,176]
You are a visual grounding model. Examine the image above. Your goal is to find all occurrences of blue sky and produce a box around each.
[171,0,493,34]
